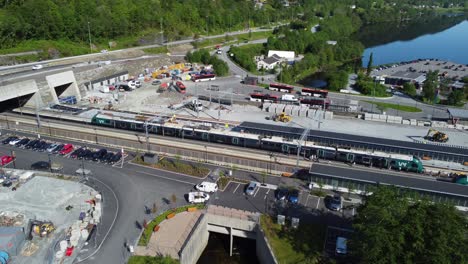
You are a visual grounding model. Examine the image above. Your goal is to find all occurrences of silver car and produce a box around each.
[245,182,257,196]
[47,143,59,153]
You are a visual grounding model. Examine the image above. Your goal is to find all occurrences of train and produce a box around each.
[90,111,424,173]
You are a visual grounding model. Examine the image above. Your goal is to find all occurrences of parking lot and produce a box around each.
[0,134,129,172]
[323,225,354,260]
[212,181,358,221]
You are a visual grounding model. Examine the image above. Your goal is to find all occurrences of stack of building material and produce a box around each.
[275,104,285,113]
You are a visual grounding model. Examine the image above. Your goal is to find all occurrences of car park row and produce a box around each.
[1,135,123,167]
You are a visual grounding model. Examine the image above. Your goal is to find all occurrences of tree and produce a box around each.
[402,82,417,97]
[422,70,439,103]
[447,90,464,106]
[351,186,468,264]
[366,52,373,76]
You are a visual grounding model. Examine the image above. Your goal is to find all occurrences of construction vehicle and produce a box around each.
[30,220,55,238]
[272,112,292,123]
[424,128,449,143]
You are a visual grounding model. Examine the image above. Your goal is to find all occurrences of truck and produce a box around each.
[436,173,467,185]
[187,99,203,112]
[281,94,298,102]
[188,192,210,203]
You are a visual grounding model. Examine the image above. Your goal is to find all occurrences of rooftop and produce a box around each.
[447,108,468,119]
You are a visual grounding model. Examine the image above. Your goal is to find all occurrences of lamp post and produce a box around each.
[87,21,92,53]
[48,153,52,172]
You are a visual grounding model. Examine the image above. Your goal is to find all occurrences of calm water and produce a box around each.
[361,17,468,66]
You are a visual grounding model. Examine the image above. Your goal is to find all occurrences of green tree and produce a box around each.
[128,255,179,264]
[422,70,439,103]
[351,186,468,264]
[402,82,417,97]
[327,71,349,91]
[447,90,464,106]
[366,52,373,76]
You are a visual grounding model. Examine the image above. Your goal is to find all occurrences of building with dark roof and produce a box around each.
[384,71,426,86]
[447,108,468,125]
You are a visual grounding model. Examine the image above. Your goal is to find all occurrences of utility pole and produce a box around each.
[144,121,150,152]
[87,21,92,53]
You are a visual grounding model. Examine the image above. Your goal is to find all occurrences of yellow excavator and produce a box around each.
[424,128,449,143]
[273,112,292,123]
[30,220,55,238]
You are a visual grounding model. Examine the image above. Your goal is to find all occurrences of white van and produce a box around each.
[195,181,218,193]
[281,94,298,102]
[335,237,347,255]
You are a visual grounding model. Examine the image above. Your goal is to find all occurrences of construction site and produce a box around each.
[0,171,101,264]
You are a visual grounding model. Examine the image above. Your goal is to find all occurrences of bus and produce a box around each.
[301,87,328,98]
[268,83,294,93]
[300,97,331,109]
[175,81,186,94]
[192,74,216,82]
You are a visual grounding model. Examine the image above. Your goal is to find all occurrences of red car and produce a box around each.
[1,156,14,166]
[59,144,74,155]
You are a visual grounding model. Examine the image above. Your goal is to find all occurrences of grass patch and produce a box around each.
[128,255,179,264]
[311,189,327,197]
[260,215,326,264]
[139,204,205,246]
[363,101,422,112]
[133,156,209,178]
[236,31,274,42]
[142,46,169,54]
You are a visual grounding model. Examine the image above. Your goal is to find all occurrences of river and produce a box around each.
[360,15,468,66]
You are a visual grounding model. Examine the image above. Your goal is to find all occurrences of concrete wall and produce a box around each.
[45,71,81,103]
[256,225,278,264]
[0,80,42,108]
[179,214,209,264]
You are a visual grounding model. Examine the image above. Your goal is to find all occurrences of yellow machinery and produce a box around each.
[31,221,55,238]
[424,128,449,143]
[273,112,292,123]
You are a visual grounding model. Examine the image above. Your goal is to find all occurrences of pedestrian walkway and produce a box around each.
[135,210,202,259]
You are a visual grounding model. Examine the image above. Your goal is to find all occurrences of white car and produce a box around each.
[8,138,21,146]
[32,65,43,70]
[195,181,218,193]
[188,192,210,204]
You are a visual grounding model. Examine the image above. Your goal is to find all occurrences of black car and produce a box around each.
[325,195,343,211]
[2,136,18,144]
[101,152,114,163]
[15,138,30,147]
[81,149,93,160]
[52,144,65,154]
[92,149,107,161]
[110,153,122,164]
[30,161,50,170]
[38,142,51,152]
[25,139,39,149]
[70,147,85,159]
[2,180,12,187]
[275,188,289,201]
[33,141,46,151]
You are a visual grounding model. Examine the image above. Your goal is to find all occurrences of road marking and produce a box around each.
[316,198,321,209]
[305,194,310,207]
[75,176,119,263]
[136,171,195,185]
[253,187,260,197]
[352,208,355,216]
[233,183,240,193]
[266,189,270,194]
[264,195,267,200]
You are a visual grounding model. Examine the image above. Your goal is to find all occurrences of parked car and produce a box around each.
[0,156,14,166]
[32,65,43,70]
[245,182,258,196]
[32,141,46,151]
[38,142,51,152]
[188,192,210,204]
[15,138,30,147]
[92,149,107,161]
[71,147,85,159]
[195,182,218,193]
[8,138,22,146]
[84,149,95,160]
[79,149,92,160]
[59,144,74,155]
[46,143,59,153]
[325,195,342,211]
[335,237,348,255]
[101,152,114,162]
[109,152,122,164]
[52,144,65,154]
[30,161,50,170]
[152,80,161,86]
[25,139,39,149]
[275,187,289,201]
[2,136,18,145]
[2,180,12,187]
[288,189,299,204]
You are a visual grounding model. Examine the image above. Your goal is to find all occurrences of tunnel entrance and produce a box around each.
[0,93,35,112]
[53,83,73,97]
[197,232,258,264]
